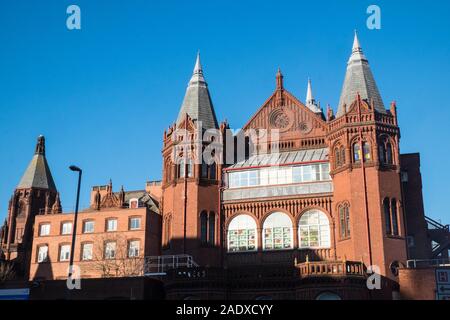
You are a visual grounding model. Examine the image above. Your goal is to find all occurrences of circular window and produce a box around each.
[390,261,400,277]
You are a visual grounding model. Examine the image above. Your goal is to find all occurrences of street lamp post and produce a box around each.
[68,165,82,281]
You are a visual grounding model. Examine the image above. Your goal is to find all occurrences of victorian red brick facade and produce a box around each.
[1,32,448,300]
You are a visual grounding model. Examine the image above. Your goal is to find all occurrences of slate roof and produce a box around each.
[176,53,219,129]
[336,32,386,117]
[17,136,57,191]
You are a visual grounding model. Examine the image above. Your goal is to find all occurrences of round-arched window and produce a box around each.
[298,210,331,248]
[316,292,342,300]
[263,212,293,250]
[227,215,257,252]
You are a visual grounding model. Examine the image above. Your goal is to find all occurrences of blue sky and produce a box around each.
[0,0,449,224]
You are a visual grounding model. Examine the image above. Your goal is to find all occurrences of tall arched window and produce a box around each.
[263,212,293,250]
[201,162,208,178]
[386,142,393,165]
[363,142,371,161]
[339,204,350,239]
[298,210,331,248]
[378,143,386,164]
[391,199,399,236]
[200,211,208,244]
[208,211,215,245]
[340,146,346,166]
[353,143,361,163]
[227,215,257,252]
[210,163,217,180]
[383,198,392,235]
[178,158,185,178]
[334,147,341,168]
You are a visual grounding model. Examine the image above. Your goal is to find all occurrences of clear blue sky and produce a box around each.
[0,0,449,224]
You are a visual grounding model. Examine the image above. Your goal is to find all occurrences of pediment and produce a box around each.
[243,89,327,138]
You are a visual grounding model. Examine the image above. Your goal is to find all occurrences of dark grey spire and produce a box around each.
[336,31,385,117]
[17,135,57,191]
[176,53,219,129]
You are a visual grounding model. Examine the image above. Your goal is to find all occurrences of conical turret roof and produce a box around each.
[176,53,219,129]
[336,31,385,117]
[17,135,57,191]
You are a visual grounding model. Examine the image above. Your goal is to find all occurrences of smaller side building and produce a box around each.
[29,182,162,281]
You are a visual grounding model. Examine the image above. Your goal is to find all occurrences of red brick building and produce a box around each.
[1,32,449,300]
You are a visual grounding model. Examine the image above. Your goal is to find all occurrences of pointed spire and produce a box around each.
[276,68,284,90]
[17,135,57,191]
[336,31,385,117]
[352,30,361,52]
[35,135,45,155]
[193,51,202,74]
[306,78,314,103]
[305,78,322,113]
[176,53,219,129]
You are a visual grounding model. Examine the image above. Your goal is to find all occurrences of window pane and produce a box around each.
[38,246,48,263]
[130,217,141,230]
[62,222,72,235]
[82,243,93,261]
[60,245,70,261]
[40,224,50,236]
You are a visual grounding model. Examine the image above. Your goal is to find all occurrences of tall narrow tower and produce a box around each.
[1,136,60,277]
[161,54,224,267]
[328,32,407,281]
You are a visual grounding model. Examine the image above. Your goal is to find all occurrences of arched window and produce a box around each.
[178,158,185,178]
[227,215,257,252]
[339,204,350,239]
[298,210,330,248]
[378,143,386,164]
[186,158,193,177]
[383,198,392,235]
[201,162,208,178]
[263,212,293,250]
[200,211,208,244]
[353,143,361,163]
[316,292,342,300]
[334,147,341,168]
[209,163,217,180]
[386,142,393,165]
[391,199,399,236]
[363,142,371,161]
[340,146,346,166]
[208,211,215,245]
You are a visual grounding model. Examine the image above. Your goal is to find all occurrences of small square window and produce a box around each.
[106,219,118,232]
[129,217,141,230]
[83,221,94,233]
[39,224,50,236]
[61,222,73,235]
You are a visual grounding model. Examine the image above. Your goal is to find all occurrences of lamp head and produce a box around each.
[69,165,82,172]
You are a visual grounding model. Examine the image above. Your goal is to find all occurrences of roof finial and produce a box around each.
[193,51,203,75]
[35,135,46,155]
[276,68,284,90]
[306,77,314,105]
[352,30,362,53]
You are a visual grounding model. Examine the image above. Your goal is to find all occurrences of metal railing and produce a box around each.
[425,216,449,231]
[406,259,450,269]
[144,254,198,276]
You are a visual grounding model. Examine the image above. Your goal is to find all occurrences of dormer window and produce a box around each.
[129,198,139,209]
